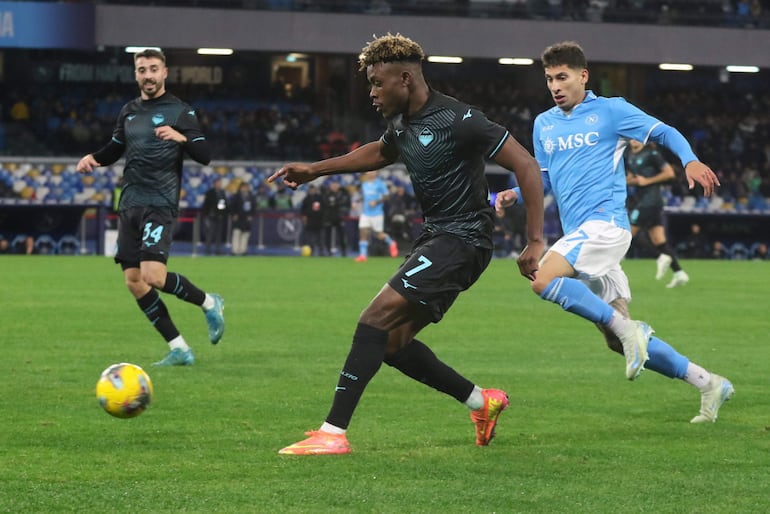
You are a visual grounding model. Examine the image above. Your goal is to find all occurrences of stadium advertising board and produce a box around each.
[0,1,94,49]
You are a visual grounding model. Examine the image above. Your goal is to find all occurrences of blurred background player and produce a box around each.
[355,170,398,261]
[76,48,224,366]
[625,139,689,288]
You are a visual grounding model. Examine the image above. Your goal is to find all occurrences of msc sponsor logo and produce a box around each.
[543,131,600,154]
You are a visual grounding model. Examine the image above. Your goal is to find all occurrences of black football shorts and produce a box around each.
[629,205,664,230]
[388,232,492,322]
[116,206,176,269]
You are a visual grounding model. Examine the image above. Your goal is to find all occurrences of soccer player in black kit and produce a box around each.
[269,34,545,454]
[625,139,689,288]
[77,49,225,366]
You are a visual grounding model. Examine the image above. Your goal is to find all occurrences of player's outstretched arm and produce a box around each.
[267,140,394,189]
[650,123,720,196]
[267,162,316,188]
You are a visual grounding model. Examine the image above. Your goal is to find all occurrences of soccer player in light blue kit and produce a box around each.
[496,41,733,423]
[355,170,399,261]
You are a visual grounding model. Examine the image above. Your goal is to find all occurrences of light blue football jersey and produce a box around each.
[361,178,389,217]
[533,91,665,234]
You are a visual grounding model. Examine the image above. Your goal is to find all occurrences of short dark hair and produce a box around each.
[358,33,425,71]
[134,48,166,65]
[541,41,587,70]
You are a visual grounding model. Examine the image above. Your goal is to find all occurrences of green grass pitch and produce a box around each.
[1,255,768,513]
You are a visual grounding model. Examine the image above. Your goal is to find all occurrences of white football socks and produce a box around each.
[201,294,215,311]
[464,385,484,410]
[684,363,712,390]
[606,311,635,336]
[320,422,346,435]
[168,336,190,351]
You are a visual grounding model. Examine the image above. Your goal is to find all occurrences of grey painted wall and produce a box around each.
[95,6,770,67]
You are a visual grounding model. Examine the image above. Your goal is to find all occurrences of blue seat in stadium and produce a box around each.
[729,242,749,260]
[35,235,57,255]
[58,235,81,255]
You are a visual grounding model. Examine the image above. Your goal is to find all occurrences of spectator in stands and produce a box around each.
[711,240,731,259]
[749,0,764,28]
[202,177,229,255]
[734,0,752,26]
[300,183,324,256]
[318,125,349,159]
[76,48,224,367]
[365,0,391,14]
[386,183,418,245]
[229,182,256,256]
[679,223,709,259]
[320,179,350,256]
[0,175,16,198]
[272,182,294,210]
[255,183,276,210]
[751,242,768,260]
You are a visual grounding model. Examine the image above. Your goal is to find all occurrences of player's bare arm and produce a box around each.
[494,137,545,280]
[268,140,394,189]
[684,161,720,197]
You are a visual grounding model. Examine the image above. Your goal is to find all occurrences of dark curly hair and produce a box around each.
[541,41,587,70]
[134,48,166,65]
[358,33,425,71]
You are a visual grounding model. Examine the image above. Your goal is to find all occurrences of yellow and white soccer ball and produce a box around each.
[96,363,154,418]
[300,245,312,257]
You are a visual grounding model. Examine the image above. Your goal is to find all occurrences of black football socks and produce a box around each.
[137,288,179,342]
[326,323,388,429]
[384,339,474,403]
[162,272,206,305]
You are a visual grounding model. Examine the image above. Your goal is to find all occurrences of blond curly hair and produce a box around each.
[358,33,425,71]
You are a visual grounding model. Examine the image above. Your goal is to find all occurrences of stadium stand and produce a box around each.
[88,0,770,29]
[0,1,768,256]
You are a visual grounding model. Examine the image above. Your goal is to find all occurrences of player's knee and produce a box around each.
[140,270,164,289]
[124,277,148,298]
[385,333,411,356]
[125,279,141,295]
